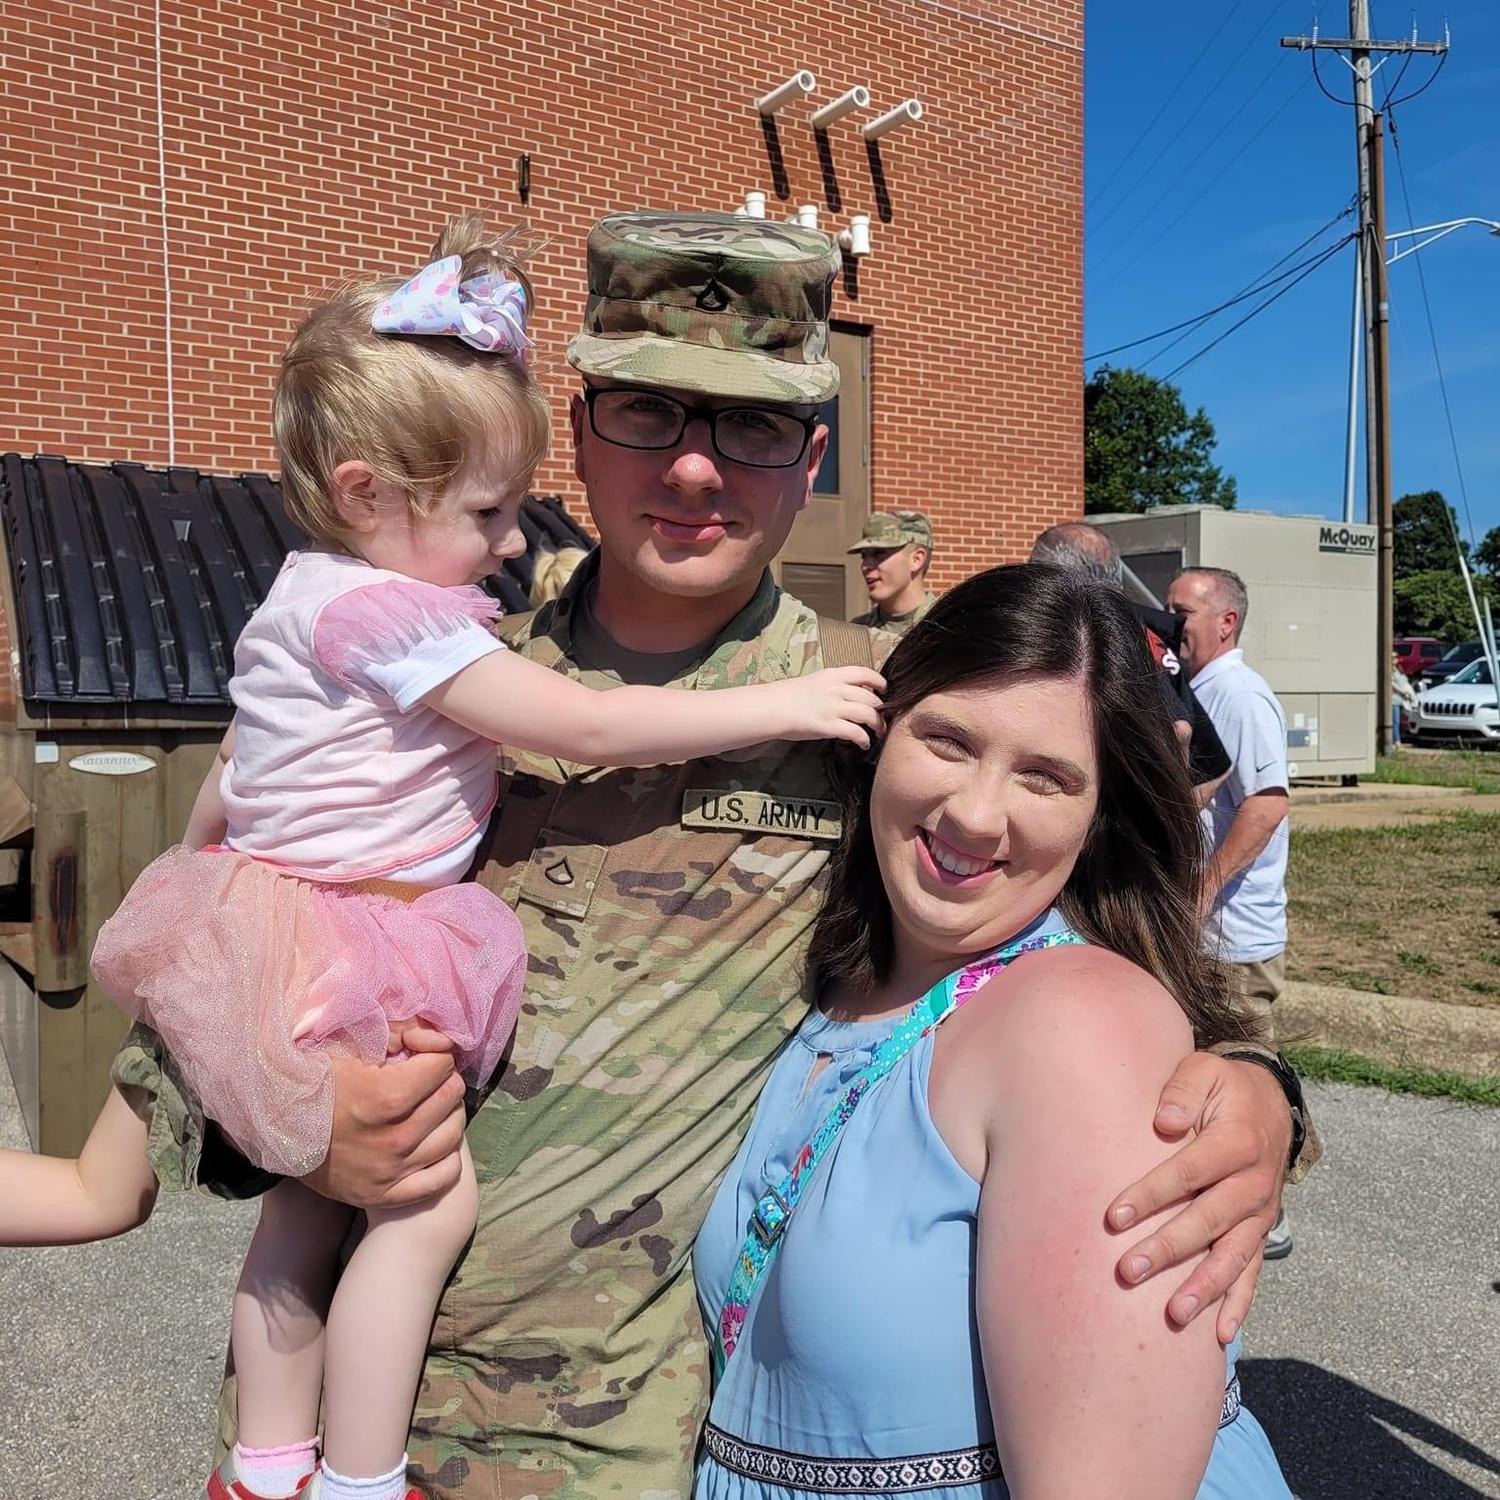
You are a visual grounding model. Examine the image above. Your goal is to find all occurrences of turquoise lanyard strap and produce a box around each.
[714,929,1086,1376]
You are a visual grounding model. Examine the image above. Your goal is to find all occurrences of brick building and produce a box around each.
[2,0,1083,613]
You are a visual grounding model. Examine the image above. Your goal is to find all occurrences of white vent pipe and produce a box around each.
[810,86,870,130]
[757,71,816,115]
[838,215,872,257]
[862,98,924,142]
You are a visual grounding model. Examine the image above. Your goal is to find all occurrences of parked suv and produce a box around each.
[1413,657,1498,746]
[1394,636,1446,678]
[1416,639,1485,689]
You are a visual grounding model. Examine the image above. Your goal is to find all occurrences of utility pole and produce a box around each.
[1368,111,1394,758]
[1281,2,1447,757]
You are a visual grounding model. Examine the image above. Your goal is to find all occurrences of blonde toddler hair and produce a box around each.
[273,212,551,545]
[528,545,591,607]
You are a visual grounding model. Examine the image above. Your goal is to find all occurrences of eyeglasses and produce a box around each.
[583,387,818,469]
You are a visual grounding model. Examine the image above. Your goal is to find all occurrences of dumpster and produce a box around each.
[0,453,592,1154]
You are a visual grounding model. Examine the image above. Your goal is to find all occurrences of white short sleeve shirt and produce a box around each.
[1190,649,1289,963]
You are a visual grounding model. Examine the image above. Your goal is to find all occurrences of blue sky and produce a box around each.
[1085,0,1500,548]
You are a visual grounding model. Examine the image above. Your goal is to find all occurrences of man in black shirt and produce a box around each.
[1029,523,1231,798]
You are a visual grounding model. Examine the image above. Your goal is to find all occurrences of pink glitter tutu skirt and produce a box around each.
[91,845,527,1177]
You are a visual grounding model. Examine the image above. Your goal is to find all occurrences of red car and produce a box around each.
[1395,636,1446,678]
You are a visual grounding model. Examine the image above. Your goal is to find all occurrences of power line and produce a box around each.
[1086,211,1354,361]
[1310,45,1356,106]
[1159,235,1349,381]
[1386,107,1481,550]
[1371,1,1451,109]
[1376,49,1414,108]
[1383,49,1449,109]
[1085,246,1325,363]
[1142,217,1356,370]
[1088,0,1286,240]
[1091,72,1317,295]
[1281,7,1452,755]
[1086,1,1247,214]
[1307,23,1448,109]
[1091,50,1289,273]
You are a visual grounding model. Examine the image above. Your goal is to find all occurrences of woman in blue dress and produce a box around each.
[695,564,1292,1500]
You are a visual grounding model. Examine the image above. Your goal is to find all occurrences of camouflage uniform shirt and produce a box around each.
[116,557,873,1500]
[852,589,936,640]
[111,559,1315,1497]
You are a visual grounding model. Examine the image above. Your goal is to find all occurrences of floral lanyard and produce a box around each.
[714,928,1086,1376]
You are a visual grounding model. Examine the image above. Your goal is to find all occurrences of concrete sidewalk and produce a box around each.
[1281,981,1500,1082]
[1289,782,1500,831]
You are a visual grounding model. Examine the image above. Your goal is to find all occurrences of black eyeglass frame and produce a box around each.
[581,386,821,470]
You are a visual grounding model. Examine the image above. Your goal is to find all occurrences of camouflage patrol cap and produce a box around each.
[566,210,841,403]
[847,511,934,552]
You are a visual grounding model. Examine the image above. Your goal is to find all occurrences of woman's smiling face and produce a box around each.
[869,672,1101,980]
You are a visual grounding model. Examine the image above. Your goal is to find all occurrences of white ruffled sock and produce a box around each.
[233,1439,319,1498]
[316,1455,409,1500]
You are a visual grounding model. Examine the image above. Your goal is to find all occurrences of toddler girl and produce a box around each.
[0,213,882,1500]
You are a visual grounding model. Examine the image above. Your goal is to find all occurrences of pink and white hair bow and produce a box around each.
[372,255,532,356]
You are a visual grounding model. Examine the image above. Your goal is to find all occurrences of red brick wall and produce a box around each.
[1,0,1083,590]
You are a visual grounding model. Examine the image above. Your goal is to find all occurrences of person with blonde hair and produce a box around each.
[0,214,882,1500]
[528,542,591,606]
[65,211,1310,1500]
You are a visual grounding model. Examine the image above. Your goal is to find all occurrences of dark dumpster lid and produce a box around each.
[0,455,593,709]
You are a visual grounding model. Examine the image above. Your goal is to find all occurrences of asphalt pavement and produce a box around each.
[0,1073,1495,1499]
[1243,1082,1500,1499]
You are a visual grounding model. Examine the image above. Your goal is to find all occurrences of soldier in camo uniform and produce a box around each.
[114,210,1313,1500]
[848,511,937,638]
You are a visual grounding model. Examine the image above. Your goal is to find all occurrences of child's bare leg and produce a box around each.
[232,1177,355,1448]
[320,1136,477,1477]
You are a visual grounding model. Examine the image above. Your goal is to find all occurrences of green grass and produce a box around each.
[1395,948,1442,978]
[1286,1045,1500,1107]
[1364,746,1500,795]
[1287,810,1500,1007]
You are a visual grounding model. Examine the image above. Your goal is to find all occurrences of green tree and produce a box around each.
[1393,569,1491,640]
[1475,524,1500,577]
[1392,490,1467,580]
[1083,366,1237,514]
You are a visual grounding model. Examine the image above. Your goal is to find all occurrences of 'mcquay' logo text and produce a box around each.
[1318,525,1377,555]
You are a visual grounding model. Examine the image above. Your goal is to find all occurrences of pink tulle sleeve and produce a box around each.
[312,580,505,707]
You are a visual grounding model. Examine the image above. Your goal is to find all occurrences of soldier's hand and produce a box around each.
[1104,1052,1290,1342]
[299,1036,467,1210]
[776,666,886,749]
[1173,717,1192,765]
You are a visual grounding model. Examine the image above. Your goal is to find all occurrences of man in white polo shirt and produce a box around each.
[1166,565,1295,1257]
[1166,566,1290,1023]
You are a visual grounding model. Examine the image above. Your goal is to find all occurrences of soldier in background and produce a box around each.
[116,212,1308,1500]
[849,510,937,637]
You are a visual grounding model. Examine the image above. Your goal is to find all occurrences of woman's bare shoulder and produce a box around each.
[960,941,1194,1083]
[931,942,1193,1180]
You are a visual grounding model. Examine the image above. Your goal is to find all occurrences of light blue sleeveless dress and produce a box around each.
[693,909,1291,1500]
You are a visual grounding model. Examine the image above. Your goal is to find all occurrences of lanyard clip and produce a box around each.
[750,1185,791,1246]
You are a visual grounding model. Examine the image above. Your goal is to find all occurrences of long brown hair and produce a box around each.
[808,563,1262,1048]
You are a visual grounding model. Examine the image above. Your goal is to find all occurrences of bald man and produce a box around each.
[1029,523,1230,801]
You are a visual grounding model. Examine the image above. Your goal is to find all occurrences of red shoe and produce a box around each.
[203,1452,318,1500]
